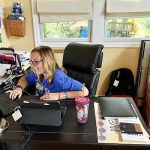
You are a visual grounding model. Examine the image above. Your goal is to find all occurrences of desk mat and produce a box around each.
[94,102,150,144]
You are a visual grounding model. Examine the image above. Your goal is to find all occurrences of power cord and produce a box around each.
[18,118,33,150]
[19,131,33,150]
[21,131,33,149]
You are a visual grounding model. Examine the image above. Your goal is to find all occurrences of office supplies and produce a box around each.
[94,101,150,143]
[99,97,136,118]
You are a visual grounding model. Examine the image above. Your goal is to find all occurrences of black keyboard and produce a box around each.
[0,94,42,117]
[0,93,66,117]
[0,93,20,117]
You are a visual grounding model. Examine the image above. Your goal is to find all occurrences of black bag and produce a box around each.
[105,68,136,97]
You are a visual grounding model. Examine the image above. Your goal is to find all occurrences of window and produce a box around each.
[32,0,93,47]
[41,20,90,42]
[104,0,150,45]
[32,0,150,48]
[106,17,150,39]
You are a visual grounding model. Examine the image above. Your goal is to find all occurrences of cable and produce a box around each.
[1,142,6,150]
[18,117,33,150]
[22,132,33,149]
[18,130,32,150]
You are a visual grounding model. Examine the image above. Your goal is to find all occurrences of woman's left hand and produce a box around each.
[40,92,59,101]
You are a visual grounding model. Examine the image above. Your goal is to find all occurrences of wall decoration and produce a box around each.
[6,2,26,37]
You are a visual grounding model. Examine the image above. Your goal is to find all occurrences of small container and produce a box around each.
[5,19,26,37]
[75,97,90,123]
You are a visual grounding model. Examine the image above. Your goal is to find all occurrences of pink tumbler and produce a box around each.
[75,97,90,123]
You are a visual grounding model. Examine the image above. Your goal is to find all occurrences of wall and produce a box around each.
[0,0,9,47]
[4,0,34,51]
[55,47,140,95]
[97,47,139,95]
[2,0,140,95]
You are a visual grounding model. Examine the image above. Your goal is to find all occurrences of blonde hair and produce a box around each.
[31,46,60,83]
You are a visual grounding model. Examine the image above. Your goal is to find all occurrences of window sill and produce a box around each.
[103,41,141,48]
[39,41,141,49]
[38,41,92,49]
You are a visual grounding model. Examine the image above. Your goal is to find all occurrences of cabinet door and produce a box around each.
[147,74,150,90]
[145,105,150,127]
[146,90,150,109]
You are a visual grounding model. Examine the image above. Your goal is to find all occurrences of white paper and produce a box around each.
[12,110,22,121]
[0,64,11,77]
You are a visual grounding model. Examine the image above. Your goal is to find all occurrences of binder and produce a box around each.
[99,97,136,118]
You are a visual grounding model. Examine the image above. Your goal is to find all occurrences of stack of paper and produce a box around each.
[0,64,11,77]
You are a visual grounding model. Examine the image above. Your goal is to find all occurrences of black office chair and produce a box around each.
[63,42,104,96]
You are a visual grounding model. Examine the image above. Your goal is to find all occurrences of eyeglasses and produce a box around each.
[29,60,43,66]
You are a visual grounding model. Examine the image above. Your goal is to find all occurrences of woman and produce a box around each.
[6,46,89,100]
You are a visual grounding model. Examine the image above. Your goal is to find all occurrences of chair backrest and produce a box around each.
[63,42,104,96]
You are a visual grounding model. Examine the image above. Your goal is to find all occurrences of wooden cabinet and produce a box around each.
[144,73,150,129]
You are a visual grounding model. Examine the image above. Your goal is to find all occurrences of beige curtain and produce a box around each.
[36,0,93,23]
[106,0,150,18]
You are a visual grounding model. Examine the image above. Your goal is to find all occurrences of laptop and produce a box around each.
[19,96,67,126]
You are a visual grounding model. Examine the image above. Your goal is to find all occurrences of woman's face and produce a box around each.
[30,52,46,75]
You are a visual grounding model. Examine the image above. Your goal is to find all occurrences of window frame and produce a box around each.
[32,0,149,48]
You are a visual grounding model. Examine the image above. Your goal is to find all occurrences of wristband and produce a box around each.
[63,92,68,99]
[58,93,60,100]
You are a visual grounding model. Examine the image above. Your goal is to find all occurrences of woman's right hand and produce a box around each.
[5,87,23,100]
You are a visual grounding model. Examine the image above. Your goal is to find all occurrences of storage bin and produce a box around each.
[5,19,26,37]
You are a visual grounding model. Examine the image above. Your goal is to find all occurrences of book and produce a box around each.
[98,97,136,118]
[120,132,146,142]
[118,118,149,142]
[120,122,143,135]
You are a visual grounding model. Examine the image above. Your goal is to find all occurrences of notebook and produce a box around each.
[98,97,136,118]
[120,122,143,135]
[118,118,148,142]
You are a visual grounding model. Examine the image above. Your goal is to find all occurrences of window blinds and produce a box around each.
[36,0,93,23]
[106,0,150,18]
